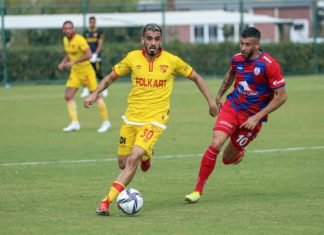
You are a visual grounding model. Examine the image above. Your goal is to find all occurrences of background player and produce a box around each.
[80,16,108,98]
[84,23,218,216]
[58,20,111,133]
[185,27,287,203]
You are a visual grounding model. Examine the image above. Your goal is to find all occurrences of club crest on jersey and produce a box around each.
[159,65,168,73]
[254,67,261,75]
[136,65,142,69]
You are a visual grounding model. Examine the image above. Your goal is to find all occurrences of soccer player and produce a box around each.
[185,27,287,203]
[58,20,111,133]
[84,23,218,216]
[80,16,108,98]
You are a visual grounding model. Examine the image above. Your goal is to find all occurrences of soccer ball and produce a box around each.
[116,188,143,215]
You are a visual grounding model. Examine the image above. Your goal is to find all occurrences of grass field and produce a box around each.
[0,75,324,234]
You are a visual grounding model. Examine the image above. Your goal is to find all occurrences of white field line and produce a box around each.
[1,146,324,167]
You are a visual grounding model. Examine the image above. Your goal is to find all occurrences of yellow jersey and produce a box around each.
[113,49,193,128]
[63,33,92,70]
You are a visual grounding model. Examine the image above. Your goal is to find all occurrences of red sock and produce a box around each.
[194,146,219,194]
[223,150,244,165]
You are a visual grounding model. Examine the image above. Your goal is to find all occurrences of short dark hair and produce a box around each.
[241,27,261,40]
[63,20,73,27]
[89,16,96,21]
[142,23,162,35]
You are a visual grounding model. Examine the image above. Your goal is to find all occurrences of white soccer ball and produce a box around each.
[116,188,143,215]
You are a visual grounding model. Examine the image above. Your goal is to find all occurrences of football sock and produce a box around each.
[223,150,244,165]
[96,97,109,121]
[194,146,219,194]
[142,155,150,162]
[102,181,125,203]
[66,100,78,122]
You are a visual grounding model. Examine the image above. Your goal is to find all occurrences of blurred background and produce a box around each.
[1,0,323,85]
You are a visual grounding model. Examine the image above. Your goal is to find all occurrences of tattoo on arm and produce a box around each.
[218,72,235,97]
[104,81,110,88]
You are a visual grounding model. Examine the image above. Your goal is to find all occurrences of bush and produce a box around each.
[1,41,323,83]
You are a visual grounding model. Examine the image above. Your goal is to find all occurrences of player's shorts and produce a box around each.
[213,100,262,151]
[66,65,97,91]
[118,122,164,159]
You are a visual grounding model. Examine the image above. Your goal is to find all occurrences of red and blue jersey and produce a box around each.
[227,49,285,122]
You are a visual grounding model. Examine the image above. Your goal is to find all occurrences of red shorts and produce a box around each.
[213,100,262,150]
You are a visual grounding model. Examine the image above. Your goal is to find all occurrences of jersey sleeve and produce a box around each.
[174,56,193,78]
[98,29,104,40]
[78,36,90,51]
[266,61,285,89]
[230,56,236,74]
[113,54,132,77]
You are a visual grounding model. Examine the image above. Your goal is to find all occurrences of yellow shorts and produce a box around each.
[66,65,97,92]
[118,122,164,160]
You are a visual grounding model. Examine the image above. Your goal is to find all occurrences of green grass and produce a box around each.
[0,75,324,234]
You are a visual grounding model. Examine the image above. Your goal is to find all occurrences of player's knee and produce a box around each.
[118,162,125,169]
[64,93,73,101]
[222,156,234,165]
[210,139,223,149]
[222,149,244,165]
[126,154,142,169]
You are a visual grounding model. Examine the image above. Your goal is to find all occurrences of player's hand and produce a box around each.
[216,97,223,114]
[90,53,98,63]
[58,63,65,71]
[84,93,97,108]
[64,61,74,68]
[239,115,261,130]
[209,101,218,117]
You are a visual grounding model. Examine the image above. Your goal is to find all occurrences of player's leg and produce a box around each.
[185,102,237,203]
[80,63,96,98]
[135,124,164,172]
[222,141,244,165]
[96,61,108,97]
[222,123,262,165]
[185,130,228,203]
[86,67,111,132]
[80,87,90,98]
[97,147,145,216]
[96,96,111,132]
[96,123,135,216]
[117,122,136,170]
[63,72,81,132]
[140,147,154,172]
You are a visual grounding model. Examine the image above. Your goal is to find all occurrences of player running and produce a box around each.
[58,20,111,133]
[185,26,287,203]
[84,23,218,216]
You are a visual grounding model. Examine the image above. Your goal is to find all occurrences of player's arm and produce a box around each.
[216,68,235,109]
[188,70,218,117]
[240,87,287,130]
[65,48,92,68]
[95,34,104,55]
[90,32,104,62]
[58,55,69,71]
[84,71,119,108]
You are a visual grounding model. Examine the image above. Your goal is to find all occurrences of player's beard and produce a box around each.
[145,46,159,57]
[64,31,75,39]
[241,50,254,59]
